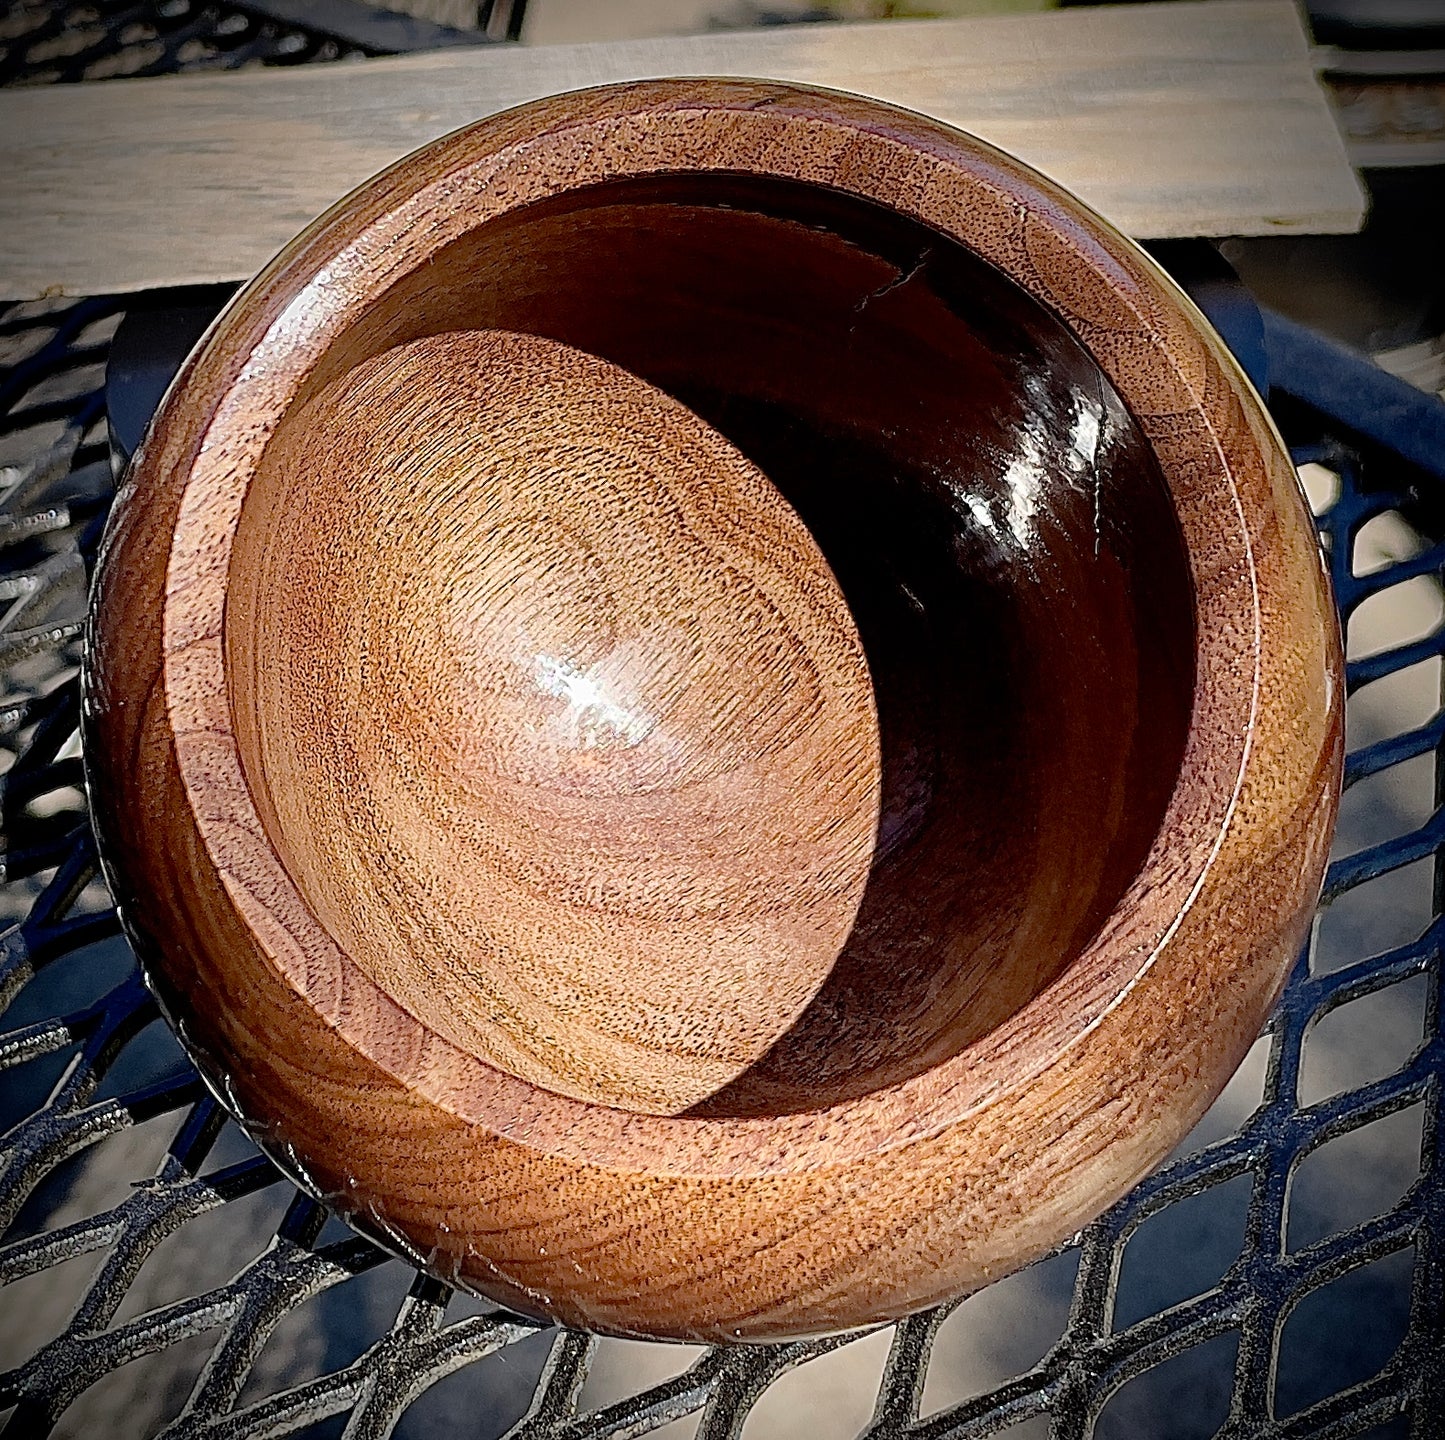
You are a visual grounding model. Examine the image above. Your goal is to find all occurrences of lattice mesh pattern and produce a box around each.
[0,0,384,84]
[2,284,1441,1440]
[2,6,1443,1436]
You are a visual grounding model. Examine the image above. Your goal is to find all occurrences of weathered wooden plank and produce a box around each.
[0,0,1364,300]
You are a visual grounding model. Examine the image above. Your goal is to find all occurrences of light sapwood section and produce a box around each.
[1,0,1363,300]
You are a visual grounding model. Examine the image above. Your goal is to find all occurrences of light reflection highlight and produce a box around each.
[533,652,656,751]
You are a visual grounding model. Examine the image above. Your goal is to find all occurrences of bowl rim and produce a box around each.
[130,77,1336,1181]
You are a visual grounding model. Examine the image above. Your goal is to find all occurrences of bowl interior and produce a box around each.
[226,171,1197,1117]
[221,323,885,1117]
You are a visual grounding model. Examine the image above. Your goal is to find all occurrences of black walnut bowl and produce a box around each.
[85,79,1343,1341]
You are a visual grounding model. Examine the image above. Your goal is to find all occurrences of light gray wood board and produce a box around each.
[0,0,1364,300]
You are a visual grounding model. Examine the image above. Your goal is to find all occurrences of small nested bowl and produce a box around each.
[85,79,1342,1341]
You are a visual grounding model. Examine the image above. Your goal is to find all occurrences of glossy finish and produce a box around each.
[85,79,1343,1340]
[228,327,880,1115]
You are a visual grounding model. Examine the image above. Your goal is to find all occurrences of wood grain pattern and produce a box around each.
[227,327,880,1114]
[85,78,1343,1340]
[2,0,1364,300]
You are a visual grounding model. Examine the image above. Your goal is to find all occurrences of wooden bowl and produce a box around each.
[84,79,1343,1341]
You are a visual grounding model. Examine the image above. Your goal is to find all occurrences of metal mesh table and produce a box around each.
[3,5,1445,1437]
